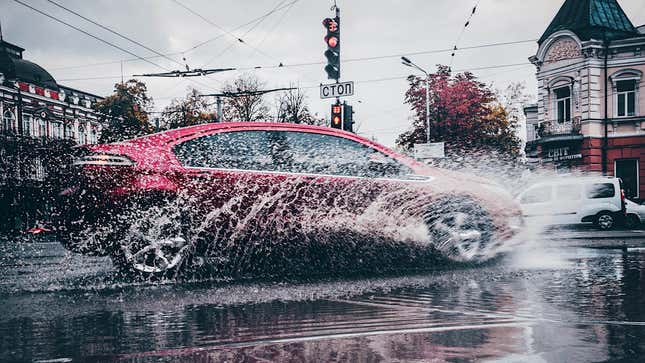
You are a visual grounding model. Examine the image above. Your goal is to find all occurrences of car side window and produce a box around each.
[282,131,412,178]
[173,130,412,178]
[173,131,273,170]
[586,183,615,199]
[555,184,581,201]
[521,186,552,204]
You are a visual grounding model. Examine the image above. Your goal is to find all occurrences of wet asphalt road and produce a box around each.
[1,233,645,363]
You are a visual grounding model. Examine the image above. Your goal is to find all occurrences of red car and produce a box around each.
[56,122,522,278]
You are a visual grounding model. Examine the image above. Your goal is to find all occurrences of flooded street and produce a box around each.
[1,236,645,362]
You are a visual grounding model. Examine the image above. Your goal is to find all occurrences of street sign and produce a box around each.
[320,81,354,99]
[414,142,445,159]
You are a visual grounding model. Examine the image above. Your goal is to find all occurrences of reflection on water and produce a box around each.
[1,244,645,362]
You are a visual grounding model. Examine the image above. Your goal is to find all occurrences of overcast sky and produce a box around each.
[2,0,645,146]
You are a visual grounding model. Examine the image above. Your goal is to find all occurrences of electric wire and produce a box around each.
[10,0,169,71]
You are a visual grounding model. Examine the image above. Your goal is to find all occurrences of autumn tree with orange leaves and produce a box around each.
[396,65,521,157]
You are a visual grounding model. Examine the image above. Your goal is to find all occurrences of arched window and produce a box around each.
[610,69,642,118]
[78,125,86,144]
[2,110,15,132]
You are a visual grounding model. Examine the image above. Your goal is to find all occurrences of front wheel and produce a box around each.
[595,212,615,231]
[423,196,496,263]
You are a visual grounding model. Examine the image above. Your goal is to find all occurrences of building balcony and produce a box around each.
[536,118,583,144]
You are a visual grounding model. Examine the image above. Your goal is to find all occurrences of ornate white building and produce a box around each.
[0,38,107,231]
[527,0,645,200]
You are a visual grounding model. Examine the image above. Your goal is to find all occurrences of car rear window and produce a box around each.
[586,183,615,199]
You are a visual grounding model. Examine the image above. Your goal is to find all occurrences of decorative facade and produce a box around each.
[527,0,645,201]
[0,38,106,232]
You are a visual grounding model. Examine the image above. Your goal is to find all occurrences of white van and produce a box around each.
[517,177,626,230]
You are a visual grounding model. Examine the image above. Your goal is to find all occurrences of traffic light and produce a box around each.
[331,102,342,129]
[322,16,340,80]
[342,103,354,132]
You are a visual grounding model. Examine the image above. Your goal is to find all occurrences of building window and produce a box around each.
[616,80,637,117]
[22,115,32,136]
[52,122,63,139]
[554,86,571,123]
[78,125,86,144]
[64,123,74,140]
[37,118,46,138]
[2,110,15,132]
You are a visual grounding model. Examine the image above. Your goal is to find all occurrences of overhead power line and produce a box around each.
[48,38,536,73]
[201,87,297,98]
[12,0,221,91]
[10,0,169,71]
[182,0,301,53]
[45,0,184,68]
[450,0,482,68]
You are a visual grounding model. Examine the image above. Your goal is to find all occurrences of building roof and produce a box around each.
[0,40,58,90]
[538,0,640,44]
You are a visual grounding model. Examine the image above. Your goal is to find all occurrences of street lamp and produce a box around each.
[401,56,431,144]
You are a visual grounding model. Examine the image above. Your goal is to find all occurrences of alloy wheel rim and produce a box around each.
[598,215,613,229]
[123,237,189,274]
[432,212,484,261]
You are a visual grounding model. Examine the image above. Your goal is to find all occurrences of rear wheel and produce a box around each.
[595,212,615,231]
[423,196,495,263]
[111,200,196,279]
[625,214,641,230]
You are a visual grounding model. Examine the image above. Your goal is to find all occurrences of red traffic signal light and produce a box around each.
[325,35,339,49]
[331,103,343,129]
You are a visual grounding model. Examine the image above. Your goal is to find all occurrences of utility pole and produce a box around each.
[402,56,431,143]
[216,96,222,122]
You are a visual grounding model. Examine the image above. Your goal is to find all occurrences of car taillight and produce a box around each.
[621,189,627,213]
[73,154,135,167]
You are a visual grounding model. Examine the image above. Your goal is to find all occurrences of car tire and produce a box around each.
[625,214,641,230]
[423,196,496,263]
[111,198,195,279]
[595,211,615,231]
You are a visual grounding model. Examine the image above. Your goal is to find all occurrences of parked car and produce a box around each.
[625,199,645,229]
[55,122,522,278]
[516,177,626,231]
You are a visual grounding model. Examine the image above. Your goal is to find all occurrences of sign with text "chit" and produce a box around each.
[320,81,354,99]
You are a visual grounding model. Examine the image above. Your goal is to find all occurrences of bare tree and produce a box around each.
[275,86,316,124]
[221,74,271,122]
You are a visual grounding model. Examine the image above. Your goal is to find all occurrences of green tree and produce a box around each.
[94,79,153,143]
[161,87,216,130]
[396,65,521,157]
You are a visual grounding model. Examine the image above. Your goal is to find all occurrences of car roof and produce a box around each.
[527,176,620,187]
[114,122,425,169]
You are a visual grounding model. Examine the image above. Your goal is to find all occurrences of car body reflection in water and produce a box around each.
[1,246,645,362]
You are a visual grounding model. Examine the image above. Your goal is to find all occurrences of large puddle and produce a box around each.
[2,239,645,362]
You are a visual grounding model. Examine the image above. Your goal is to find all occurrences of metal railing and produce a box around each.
[537,118,581,138]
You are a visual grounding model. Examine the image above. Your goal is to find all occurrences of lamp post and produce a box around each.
[401,56,431,143]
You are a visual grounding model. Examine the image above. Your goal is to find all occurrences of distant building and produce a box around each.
[528,0,645,200]
[0,38,106,232]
